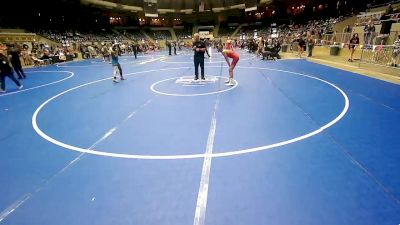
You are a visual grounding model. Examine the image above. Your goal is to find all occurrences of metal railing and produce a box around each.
[356,12,400,26]
[382,12,400,22]
[359,44,400,67]
[355,11,385,26]
[281,37,400,69]
[312,31,399,46]
[368,0,400,9]
[314,33,353,46]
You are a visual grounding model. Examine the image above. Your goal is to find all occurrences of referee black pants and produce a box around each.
[12,63,26,79]
[194,57,204,79]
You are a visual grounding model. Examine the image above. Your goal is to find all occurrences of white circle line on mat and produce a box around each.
[150,76,238,97]
[32,66,349,160]
[0,71,74,97]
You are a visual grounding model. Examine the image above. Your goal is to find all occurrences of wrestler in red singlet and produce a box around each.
[222,40,240,86]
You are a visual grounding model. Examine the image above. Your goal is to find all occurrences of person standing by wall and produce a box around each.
[298,35,306,58]
[390,35,400,67]
[307,31,315,57]
[364,20,375,46]
[344,25,352,33]
[348,33,359,62]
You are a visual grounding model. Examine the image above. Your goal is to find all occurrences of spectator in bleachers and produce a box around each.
[40,49,52,64]
[262,39,274,60]
[87,45,95,58]
[175,29,192,40]
[58,50,67,62]
[30,53,45,67]
[262,39,281,60]
[364,20,375,46]
[101,44,110,62]
[21,45,32,66]
[344,25,352,33]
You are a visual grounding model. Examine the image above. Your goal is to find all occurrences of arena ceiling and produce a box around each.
[105,0,244,9]
[81,0,272,13]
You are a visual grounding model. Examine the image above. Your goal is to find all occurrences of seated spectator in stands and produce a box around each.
[101,44,110,62]
[248,39,258,53]
[390,35,400,67]
[262,39,274,60]
[40,49,51,60]
[271,40,282,59]
[40,49,53,64]
[88,45,96,58]
[31,54,45,66]
[58,50,67,62]
[348,33,360,62]
[262,39,281,60]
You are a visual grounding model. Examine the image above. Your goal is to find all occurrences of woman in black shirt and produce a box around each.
[348,33,359,62]
[298,36,306,58]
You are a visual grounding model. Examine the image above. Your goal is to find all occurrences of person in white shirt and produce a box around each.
[390,35,400,67]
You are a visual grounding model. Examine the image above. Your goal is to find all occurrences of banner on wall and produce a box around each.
[199,31,210,39]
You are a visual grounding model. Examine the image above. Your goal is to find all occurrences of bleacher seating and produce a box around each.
[150,30,171,40]
[175,29,192,39]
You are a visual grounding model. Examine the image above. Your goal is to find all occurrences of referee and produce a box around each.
[9,44,26,79]
[192,33,206,80]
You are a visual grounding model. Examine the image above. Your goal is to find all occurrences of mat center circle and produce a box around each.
[150,75,238,97]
